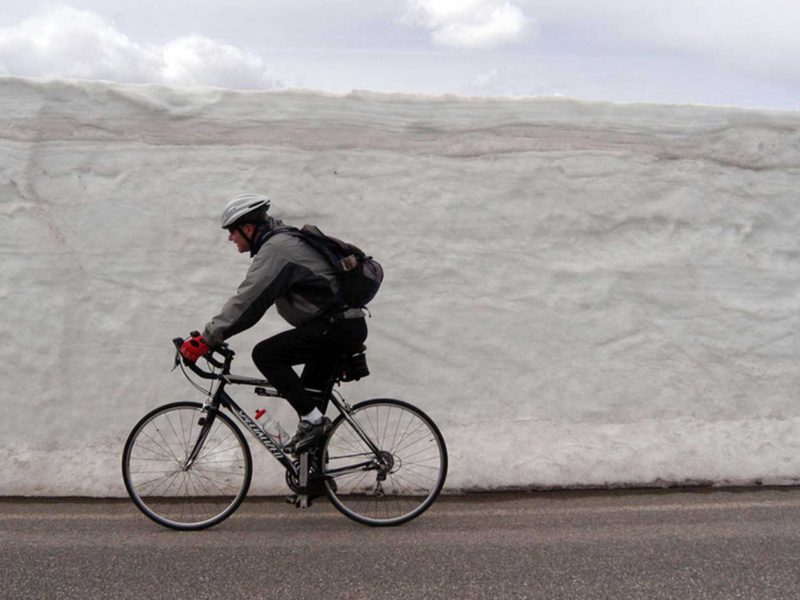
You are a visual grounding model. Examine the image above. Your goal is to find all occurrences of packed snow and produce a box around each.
[2,77,800,496]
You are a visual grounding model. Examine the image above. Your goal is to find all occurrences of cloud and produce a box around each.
[532,1,800,85]
[160,35,276,89]
[0,4,279,89]
[404,0,533,49]
[648,2,800,82]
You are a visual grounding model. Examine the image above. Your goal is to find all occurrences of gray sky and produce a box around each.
[1,1,798,110]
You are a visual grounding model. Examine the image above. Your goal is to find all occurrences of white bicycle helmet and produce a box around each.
[220,193,271,229]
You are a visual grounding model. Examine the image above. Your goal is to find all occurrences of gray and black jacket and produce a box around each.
[202,223,359,346]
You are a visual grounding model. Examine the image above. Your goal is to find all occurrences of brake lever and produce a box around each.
[172,337,185,371]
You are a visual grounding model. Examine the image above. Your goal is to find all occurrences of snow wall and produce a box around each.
[2,76,800,496]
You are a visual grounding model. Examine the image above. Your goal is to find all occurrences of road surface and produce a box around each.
[3,488,800,599]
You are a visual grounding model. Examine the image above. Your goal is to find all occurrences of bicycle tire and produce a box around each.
[122,401,252,530]
[321,398,447,526]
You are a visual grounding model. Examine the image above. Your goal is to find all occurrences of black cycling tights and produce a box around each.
[252,318,367,417]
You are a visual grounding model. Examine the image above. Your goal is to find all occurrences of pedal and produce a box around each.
[286,494,311,509]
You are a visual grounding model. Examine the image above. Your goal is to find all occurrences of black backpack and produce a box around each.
[286,225,383,309]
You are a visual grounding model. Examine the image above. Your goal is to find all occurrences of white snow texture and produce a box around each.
[2,77,800,496]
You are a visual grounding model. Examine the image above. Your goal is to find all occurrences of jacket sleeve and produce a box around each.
[202,245,297,346]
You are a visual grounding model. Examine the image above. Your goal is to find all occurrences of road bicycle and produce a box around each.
[121,336,448,529]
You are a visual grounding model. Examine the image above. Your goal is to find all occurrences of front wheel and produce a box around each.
[321,398,448,526]
[122,401,252,530]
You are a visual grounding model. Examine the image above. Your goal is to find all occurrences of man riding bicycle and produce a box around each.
[180,193,368,454]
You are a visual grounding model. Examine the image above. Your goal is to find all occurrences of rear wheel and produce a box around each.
[321,399,447,526]
[122,401,252,530]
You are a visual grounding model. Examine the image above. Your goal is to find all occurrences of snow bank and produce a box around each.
[2,77,800,496]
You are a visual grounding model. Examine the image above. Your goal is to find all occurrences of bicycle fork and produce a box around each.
[183,408,217,470]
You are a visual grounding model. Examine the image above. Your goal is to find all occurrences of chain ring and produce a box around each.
[285,451,323,494]
[285,464,302,493]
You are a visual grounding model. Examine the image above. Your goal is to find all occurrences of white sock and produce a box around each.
[301,407,324,424]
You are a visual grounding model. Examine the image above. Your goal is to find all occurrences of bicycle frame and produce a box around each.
[185,362,387,484]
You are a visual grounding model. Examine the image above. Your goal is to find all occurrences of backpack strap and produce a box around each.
[249,224,295,256]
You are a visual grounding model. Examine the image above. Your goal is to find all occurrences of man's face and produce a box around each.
[228,224,254,253]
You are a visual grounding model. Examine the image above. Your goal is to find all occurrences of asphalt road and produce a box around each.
[3,488,800,599]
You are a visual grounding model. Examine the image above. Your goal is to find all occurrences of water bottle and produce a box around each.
[254,408,290,446]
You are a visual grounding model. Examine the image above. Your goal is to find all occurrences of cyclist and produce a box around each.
[180,193,368,454]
